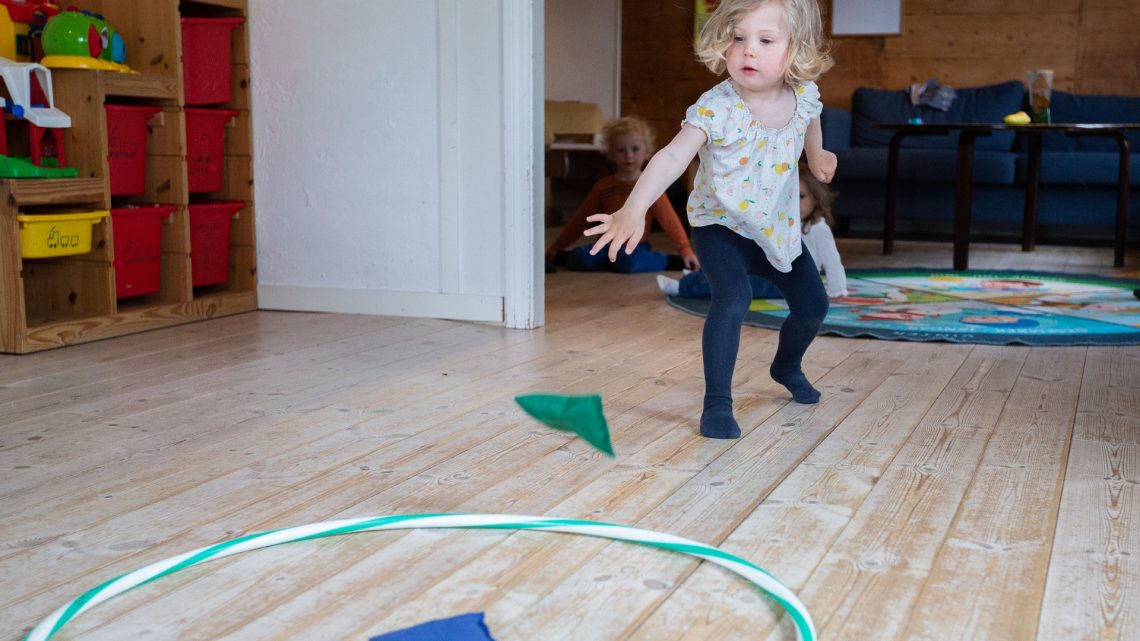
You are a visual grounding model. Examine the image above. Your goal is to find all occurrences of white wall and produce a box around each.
[250,0,541,325]
[545,0,620,119]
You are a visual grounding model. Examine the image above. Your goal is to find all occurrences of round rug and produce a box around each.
[667,269,1140,346]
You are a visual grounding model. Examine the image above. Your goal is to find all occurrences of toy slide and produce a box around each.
[0,53,76,178]
[0,57,68,125]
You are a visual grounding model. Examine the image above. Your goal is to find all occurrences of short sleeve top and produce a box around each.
[683,80,823,272]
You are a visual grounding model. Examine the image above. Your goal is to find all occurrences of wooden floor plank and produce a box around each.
[895,347,1086,641]
[1037,347,1140,641]
[0,311,277,384]
[0,311,347,401]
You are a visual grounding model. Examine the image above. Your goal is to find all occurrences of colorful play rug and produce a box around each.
[666,269,1140,346]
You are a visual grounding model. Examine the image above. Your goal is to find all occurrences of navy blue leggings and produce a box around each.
[691,224,829,411]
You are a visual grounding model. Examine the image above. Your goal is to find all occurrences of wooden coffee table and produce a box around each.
[875,122,1137,270]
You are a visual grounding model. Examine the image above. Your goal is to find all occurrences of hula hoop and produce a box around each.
[26,514,814,641]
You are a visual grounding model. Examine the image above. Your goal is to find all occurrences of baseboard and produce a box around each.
[258,285,504,323]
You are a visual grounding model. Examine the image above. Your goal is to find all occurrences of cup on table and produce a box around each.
[1028,70,1054,123]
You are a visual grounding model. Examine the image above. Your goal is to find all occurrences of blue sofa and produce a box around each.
[821,81,1140,244]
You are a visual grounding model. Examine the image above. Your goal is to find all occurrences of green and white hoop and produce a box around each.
[26,514,815,641]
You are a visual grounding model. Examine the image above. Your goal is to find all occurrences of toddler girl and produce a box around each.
[585,0,835,438]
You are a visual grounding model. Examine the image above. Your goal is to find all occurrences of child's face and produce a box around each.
[608,133,649,177]
[798,178,814,219]
[725,2,790,94]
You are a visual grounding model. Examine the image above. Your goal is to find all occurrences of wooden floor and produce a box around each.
[3,238,1139,641]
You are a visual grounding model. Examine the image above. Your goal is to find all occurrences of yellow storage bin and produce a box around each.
[17,211,109,258]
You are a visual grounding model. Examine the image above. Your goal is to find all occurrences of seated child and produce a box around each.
[546,116,699,273]
[658,163,847,299]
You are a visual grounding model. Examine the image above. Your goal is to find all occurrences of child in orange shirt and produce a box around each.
[546,117,699,272]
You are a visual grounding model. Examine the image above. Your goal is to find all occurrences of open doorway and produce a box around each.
[541,1,695,283]
[543,0,622,238]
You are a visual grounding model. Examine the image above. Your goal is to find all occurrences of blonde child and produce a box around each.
[659,163,847,299]
[585,0,835,438]
[546,116,699,273]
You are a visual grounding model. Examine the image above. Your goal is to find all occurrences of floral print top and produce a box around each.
[683,79,823,272]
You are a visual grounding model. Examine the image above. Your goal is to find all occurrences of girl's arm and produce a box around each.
[804,118,836,184]
[808,223,848,297]
[546,180,603,259]
[584,124,706,262]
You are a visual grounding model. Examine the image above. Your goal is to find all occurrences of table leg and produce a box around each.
[1112,132,1130,268]
[1022,132,1042,252]
[954,131,979,271]
[884,131,905,255]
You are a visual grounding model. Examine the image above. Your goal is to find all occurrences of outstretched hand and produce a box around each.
[583,207,645,262]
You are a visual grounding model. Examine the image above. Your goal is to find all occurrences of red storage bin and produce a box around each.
[105,105,162,196]
[185,108,238,194]
[181,17,245,105]
[189,201,243,287]
[111,205,176,298]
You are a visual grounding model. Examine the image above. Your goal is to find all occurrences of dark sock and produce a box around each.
[545,259,556,273]
[770,367,821,404]
[665,254,685,271]
[553,250,570,267]
[700,404,741,439]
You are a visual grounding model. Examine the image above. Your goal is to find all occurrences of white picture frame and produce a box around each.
[832,0,902,36]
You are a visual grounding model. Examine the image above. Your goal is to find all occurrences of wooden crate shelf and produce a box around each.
[6,178,105,207]
[103,73,180,100]
[1,0,255,354]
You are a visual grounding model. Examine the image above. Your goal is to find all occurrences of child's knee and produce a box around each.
[803,294,829,325]
[716,286,753,317]
[786,286,828,323]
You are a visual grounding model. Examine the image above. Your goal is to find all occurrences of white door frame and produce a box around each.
[502,0,545,329]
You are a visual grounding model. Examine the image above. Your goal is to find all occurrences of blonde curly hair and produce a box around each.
[602,116,657,156]
[695,0,833,87]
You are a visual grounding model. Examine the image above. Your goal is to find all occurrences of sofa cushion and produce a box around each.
[836,148,1018,184]
[821,106,851,150]
[1016,151,1140,186]
[851,81,1025,151]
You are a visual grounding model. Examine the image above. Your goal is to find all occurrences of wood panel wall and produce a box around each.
[621,0,1140,141]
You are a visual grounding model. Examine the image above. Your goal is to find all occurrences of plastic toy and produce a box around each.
[1003,111,1031,124]
[23,514,816,641]
[0,1,60,62]
[40,9,133,73]
[0,54,76,177]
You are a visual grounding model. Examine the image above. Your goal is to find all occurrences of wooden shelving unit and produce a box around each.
[0,0,254,354]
